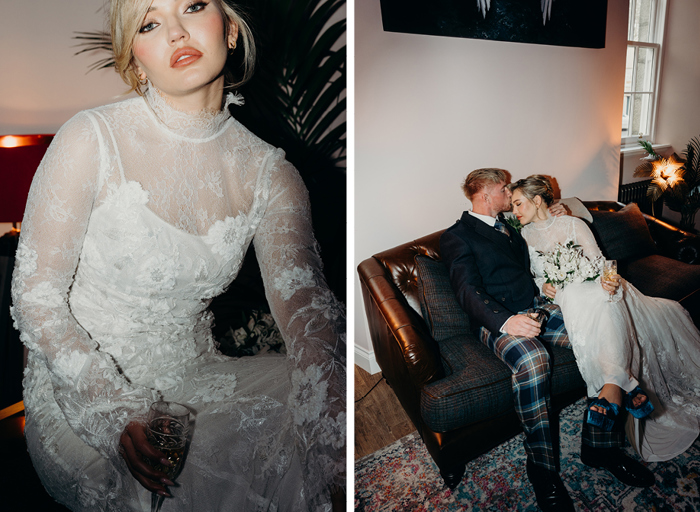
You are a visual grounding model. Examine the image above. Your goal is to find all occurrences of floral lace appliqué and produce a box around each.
[16,241,38,277]
[273,265,316,301]
[289,364,328,426]
[203,215,249,259]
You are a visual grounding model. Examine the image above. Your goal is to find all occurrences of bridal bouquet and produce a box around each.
[538,240,602,290]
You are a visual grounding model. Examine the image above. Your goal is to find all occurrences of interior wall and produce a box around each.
[354,0,629,372]
[619,0,700,226]
[0,1,132,136]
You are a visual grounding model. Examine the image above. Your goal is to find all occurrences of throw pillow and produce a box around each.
[589,203,657,261]
[414,254,470,342]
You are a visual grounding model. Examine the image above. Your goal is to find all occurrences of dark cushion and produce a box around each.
[415,254,470,342]
[589,203,657,262]
[622,254,700,302]
[420,334,584,432]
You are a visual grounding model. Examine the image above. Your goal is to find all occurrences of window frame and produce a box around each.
[621,0,667,147]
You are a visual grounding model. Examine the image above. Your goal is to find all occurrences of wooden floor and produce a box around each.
[354,365,416,460]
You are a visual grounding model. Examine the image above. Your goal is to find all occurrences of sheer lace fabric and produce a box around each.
[11,86,345,511]
[523,215,700,461]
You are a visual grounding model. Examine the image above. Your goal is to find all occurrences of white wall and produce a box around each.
[619,0,700,226]
[0,1,132,136]
[354,0,629,372]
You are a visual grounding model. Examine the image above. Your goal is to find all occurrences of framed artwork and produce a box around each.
[379,0,608,49]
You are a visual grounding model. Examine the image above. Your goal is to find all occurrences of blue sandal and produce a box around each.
[587,398,620,431]
[625,386,654,418]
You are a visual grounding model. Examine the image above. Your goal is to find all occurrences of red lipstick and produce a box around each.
[171,47,203,68]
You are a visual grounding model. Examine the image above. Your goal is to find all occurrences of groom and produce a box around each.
[440,168,654,511]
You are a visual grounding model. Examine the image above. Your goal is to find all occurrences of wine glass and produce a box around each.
[146,401,191,512]
[603,260,617,302]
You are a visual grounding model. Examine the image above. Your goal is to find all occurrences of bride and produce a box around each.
[11,0,345,510]
[510,175,700,462]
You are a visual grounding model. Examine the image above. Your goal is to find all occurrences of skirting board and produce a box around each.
[355,344,382,375]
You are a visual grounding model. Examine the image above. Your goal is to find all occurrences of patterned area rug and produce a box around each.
[355,398,700,511]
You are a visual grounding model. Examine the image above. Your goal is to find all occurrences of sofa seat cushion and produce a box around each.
[420,334,584,432]
[622,254,700,302]
[589,203,657,262]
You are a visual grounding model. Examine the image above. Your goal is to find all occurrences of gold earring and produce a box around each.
[229,40,237,53]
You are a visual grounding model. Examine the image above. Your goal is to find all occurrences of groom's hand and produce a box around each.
[548,203,569,217]
[504,314,543,338]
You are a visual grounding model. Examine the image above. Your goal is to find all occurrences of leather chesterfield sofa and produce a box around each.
[356,200,700,488]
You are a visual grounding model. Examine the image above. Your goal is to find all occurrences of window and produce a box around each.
[622,0,666,145]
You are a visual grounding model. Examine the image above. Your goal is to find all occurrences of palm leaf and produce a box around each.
[73,31,114,72]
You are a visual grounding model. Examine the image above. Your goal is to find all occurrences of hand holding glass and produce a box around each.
[603,260,618,302]
[147,401,191,512]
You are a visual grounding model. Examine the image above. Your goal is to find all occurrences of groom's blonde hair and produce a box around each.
[462,168,511,200]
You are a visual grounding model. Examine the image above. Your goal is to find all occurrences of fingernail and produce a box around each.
[161,478,175,486]
[160,458,173,466]
[158,490,171,497]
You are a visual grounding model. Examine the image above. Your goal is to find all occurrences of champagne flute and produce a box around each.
[603,260,617,302]
[147,401,191,512]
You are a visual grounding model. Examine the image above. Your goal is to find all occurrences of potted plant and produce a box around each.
[634,136,700,231]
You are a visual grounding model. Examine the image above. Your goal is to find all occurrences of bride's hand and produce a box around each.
[542,283,557,299]
[602,274,621,295]
[119,421,174,496]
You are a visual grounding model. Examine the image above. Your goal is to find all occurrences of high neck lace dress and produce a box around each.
[523,214,700,462]
[11,86,346,511]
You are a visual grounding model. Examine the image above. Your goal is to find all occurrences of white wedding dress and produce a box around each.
[11,86,345,511]
[522,214,700,462]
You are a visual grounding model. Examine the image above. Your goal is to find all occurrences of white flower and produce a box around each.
[203,215,248,258]
[140,254,178,291]
[23,281,64,308]
[318,411,346,450]
[289,364,328,425]
[16,241,38,277]
[108,180,149,210]
[53,350,89,382]
[537,240,601,290]
[273,265,316,301]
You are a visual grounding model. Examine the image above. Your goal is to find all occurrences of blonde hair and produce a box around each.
[110,0,256,96]
[508,174,555,207]
[461,168,511,200]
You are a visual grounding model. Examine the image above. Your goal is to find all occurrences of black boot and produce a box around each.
[580,444,655,488]
[526,458,575,512]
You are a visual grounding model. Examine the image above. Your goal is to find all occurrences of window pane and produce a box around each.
[623,93,653,138]
[622,94,632,137]
[632,46,656,93]
[630,0,655,43]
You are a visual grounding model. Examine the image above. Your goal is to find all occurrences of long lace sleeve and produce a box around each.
[570,217,604,261]
[252,151,346,499]
[11,113,157,459]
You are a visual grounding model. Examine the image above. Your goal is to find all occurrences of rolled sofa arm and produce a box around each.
[357,257,444,391]
[644,215,700,264]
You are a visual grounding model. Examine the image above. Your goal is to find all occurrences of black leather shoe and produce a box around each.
[526,459,575,512]
[580,445,655,488]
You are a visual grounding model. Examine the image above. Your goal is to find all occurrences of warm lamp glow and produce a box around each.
[0,134,53,148]
[650,155,684,192]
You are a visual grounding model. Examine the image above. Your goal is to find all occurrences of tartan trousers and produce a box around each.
[481,296,625,472]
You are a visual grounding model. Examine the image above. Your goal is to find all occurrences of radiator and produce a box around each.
[618,179,661,216]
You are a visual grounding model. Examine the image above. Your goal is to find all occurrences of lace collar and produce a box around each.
[143,85,244,140]
[529,212,557,230]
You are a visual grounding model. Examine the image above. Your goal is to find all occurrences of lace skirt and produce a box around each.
[24,353,327,511]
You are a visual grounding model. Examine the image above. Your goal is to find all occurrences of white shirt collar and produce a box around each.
[468,210,497,227]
